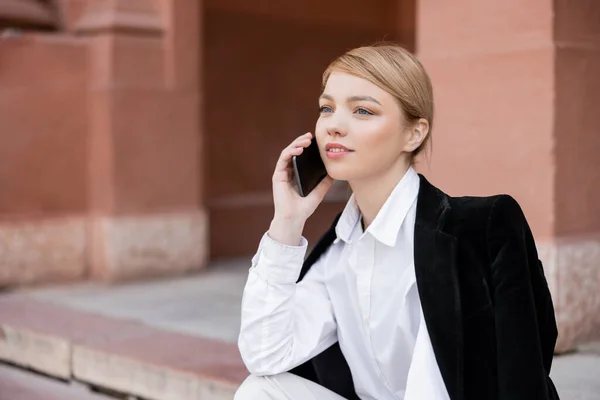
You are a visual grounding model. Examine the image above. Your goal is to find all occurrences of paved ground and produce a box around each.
[4,258,600,399]
[20,258,249,344]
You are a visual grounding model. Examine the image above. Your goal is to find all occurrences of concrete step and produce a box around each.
[0,363,116,400]
[3,263,600,400]
[0,296,245,400]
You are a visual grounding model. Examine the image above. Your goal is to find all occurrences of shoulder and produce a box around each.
[446,194,529,241]
[449,194,533,259]
[449,193,525,224]
[483,195,529,240]
[446,194,537,276]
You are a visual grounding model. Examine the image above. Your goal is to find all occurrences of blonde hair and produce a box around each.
[322,43,434,160]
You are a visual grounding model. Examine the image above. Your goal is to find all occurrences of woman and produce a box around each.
[235,44,559,400]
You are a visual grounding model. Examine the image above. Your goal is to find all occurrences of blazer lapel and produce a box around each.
[414,174,463,400]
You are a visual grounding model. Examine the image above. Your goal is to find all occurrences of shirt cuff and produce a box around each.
[253,232,308,283]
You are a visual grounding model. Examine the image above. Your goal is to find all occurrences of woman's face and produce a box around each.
[315,72,414,183]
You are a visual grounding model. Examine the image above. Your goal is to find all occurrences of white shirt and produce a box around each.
[238,167,450,400]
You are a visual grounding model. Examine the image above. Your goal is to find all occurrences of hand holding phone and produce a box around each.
[292,136,328,197]
[269,133,333,245]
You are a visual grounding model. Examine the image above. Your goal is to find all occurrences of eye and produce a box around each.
[319,105,333,114]
[355,107,373,116]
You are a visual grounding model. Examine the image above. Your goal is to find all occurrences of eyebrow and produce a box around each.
[319,93,382,106]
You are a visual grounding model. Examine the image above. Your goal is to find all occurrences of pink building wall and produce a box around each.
[0,0,599,352]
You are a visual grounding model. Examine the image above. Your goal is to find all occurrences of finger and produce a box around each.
[274,145,304,173]
[277,133,312,167]
[273,133,312,177]
[279,134,312,169]
[274,167,298,184]
[290,137,312,151]
[290,132,312,148]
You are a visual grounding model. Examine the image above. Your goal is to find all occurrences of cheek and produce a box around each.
[315,119,329,144]
[357,120,403,155]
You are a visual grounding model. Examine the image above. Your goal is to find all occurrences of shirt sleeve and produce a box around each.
[238,232,338,376]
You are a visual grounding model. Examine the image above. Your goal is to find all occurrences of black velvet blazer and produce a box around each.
[290,174,559,400]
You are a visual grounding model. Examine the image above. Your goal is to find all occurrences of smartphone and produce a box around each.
[292,138,328,197]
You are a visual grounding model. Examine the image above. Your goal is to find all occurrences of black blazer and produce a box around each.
[290,174,559,400]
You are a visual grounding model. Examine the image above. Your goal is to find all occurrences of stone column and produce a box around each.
[551,0,600,352]
[416,0,600,351]
[0,4,88,286]
[75,0,206,281]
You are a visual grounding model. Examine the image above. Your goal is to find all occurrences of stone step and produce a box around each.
[0,363,115,400]
[0,296,245,400]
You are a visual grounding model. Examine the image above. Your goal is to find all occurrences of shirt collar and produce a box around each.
[335,194,361,244]
[335,167,420,247]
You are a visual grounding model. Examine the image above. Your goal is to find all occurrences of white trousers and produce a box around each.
[234,373,347,400]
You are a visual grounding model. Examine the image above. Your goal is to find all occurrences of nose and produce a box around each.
[325,111,349,138]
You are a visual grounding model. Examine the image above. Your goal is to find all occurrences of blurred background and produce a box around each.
[0,0,599,399]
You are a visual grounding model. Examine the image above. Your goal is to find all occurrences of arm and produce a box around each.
[238,233,337,376]
[487,195,559,400]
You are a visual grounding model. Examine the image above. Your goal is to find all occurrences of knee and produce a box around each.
[234,374,269,400]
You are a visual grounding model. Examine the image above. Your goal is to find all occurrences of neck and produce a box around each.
[350,158,411,229]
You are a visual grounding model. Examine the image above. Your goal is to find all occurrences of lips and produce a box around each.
[325,142,353,159]
[325,143,352,152]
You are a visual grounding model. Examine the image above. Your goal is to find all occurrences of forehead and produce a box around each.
[322,72,389,100]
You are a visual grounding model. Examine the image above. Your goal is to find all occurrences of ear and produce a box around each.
[402,118,429,153]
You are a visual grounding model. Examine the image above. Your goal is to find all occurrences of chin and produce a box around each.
[326,165,364,182]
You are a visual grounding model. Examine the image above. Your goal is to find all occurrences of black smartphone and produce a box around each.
[292,138,328,197]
